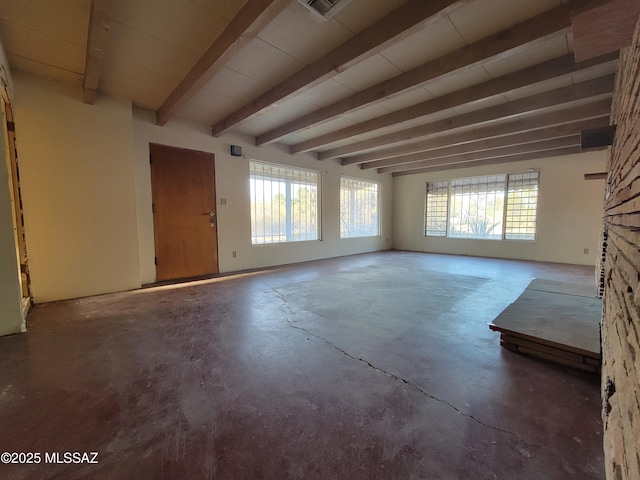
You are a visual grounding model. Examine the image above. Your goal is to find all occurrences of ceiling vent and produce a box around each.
[298,0,353,20]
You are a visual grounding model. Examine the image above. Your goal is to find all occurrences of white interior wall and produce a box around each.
[0,39,23,335]
[133,109,393,285]
[393,151,607,266]
[12,72,141,302]
[5,68,605,306]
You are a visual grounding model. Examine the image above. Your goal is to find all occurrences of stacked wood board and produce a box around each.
[489,279,602,373]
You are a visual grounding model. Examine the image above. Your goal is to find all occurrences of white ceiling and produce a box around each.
[0,0,621,175]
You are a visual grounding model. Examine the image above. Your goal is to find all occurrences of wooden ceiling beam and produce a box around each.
[82,0,113,104]
[288,52,617,153]
[155,0,290,126]
[585,172,608,180]
[209,0,463,136]
[379,135,581,174]
[362,117,610,170]
[580,124,616,149]
[319,74,614,159]
[341,99,611,165]
[391,146,583,177]
[572,0,640,62]
[254,2,579,148]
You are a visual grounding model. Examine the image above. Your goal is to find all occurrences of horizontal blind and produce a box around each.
[250,161,317,184]
[450,174,505,194]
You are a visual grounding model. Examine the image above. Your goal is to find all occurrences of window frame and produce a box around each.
[424,180,449,237]
[339,176,381,239]
[249,160,321,245]
[504,171,540,241]
[425,170,540,241]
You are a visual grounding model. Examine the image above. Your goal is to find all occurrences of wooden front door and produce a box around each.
[150,144,218,281]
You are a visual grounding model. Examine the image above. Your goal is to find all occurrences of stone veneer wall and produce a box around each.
[601,15,640,480]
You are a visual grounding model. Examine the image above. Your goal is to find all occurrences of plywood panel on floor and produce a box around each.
[489,278,602,372]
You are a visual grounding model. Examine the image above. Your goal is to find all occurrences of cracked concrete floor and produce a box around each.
[0,251,603,479]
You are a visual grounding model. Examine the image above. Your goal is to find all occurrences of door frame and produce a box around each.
[149,143,219,282]
[1,85,31,312]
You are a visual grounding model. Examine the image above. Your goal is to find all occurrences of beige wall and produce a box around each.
[12,72,140,302]
[393,151,607,266]
[6,68,606,306]
[133,109,393,285]
[6,71,392,303]
[0,39,24,335]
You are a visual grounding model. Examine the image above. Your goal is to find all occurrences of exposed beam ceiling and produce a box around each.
[155,0,291,126]
[381,135,582,174]
[0,0,626,177]
[259,2,579,148]
[210,0,464,137]
[342,100,612,165]
[320,74,615,159]
[289,52,618,154]
[82,0,113,104]
[392,146,584,176]
[367,117,610,172]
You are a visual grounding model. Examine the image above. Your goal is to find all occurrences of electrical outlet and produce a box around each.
[583,248,589,254]
[220,198,227,205]
[232,251,237,258]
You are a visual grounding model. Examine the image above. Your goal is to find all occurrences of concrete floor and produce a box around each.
[0,251,604,479]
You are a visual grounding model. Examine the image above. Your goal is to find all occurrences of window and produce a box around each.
[340,177,380,238]
[425,171,539,241]
[449,175,506,239]
[505,172,539,240]
[425,181,448,237]
[250,161,320,244]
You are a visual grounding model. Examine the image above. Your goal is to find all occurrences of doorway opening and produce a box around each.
[2,85,31,315]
